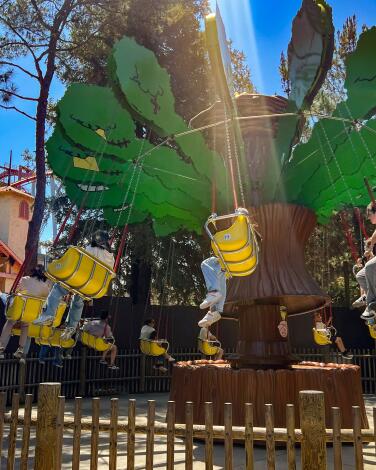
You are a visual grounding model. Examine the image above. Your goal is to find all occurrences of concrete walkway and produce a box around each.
[2,393,376,469]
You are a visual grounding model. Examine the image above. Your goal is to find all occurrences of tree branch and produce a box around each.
[0,88,38,101]
[0,15,43,81]
[30,0,52,31]
[0,61,39,80]
[0,104,36,121]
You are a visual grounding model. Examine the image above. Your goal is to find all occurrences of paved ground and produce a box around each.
[2,393,376,469]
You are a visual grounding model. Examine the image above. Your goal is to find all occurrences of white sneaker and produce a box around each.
[13,348,24,360]
[61,327,76,341]
[361,307,376,320]
[198,310,221,328]
[352,295,367,308]
[200,292,223,310]
[33,315,54,326]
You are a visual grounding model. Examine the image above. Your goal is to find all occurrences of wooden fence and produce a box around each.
[1,347,376,404]
[0,383,375,469]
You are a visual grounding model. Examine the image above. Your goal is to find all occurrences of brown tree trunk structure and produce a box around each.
[226,203,327,315]
[169,361,368,429]
[233,304,291,368]
[169,204,366,429]
[224,203,328,367]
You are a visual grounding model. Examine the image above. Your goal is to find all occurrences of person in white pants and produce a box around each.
[198,256,226,328]
[356,203,376,319]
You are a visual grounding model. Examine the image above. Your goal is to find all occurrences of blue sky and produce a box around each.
[210,0,376,95]
[1,0,376,166]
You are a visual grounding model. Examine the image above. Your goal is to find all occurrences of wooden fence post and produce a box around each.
[34,383,61,470]
[79,348,87,396]
[299,390,327,470]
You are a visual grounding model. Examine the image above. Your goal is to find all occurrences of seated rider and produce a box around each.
[83,310,119,370]
[140,318,175,373]
[314,311,353,359]
[356,202,376,319]
[198,326,223,360]
[198,256,226,328]
[34,230,115,341]
[38,345,64,368]
[352,253,374,308]
[198,208,249,328]
[0,265,51,360]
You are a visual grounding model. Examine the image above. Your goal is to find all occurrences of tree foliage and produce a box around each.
[280,15,370,304]
[49,0,253,305]
[229,41,255,94]
[0,0,116,271]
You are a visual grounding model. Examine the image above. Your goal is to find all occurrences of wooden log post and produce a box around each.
[166,401,175,470]
[20,394,33,470]
[299,391,327,470]
[34,383,62,470]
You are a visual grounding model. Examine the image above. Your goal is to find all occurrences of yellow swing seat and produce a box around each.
[312,327,332,346]
[140,339,169,357]
[80,330,113,352]
[34,325,75,348]
[205,209,259,277]
[368,324,376,339]
[46,246,116,300]
[6,293,67,324]
[197,338,221,356]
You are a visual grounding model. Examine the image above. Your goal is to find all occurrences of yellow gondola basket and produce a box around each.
[6,294,66,325]
[140,339,169,357]
[312,327,332,346]
[12,323,75,348]
[197,338,221,356]
[205,209,259,278]
[80,330,113,352]
[368,324,376,339]
[46,246,116,300]
[34,325,75,348]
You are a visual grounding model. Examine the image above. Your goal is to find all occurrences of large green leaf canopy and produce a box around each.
[47,38,228,236]
[280,27,376,222]
[47,3,376,234]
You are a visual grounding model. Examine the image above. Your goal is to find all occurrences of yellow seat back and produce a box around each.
[18,324,74,348]
[35,328,75,348]
[47,246,116,299]
[80,331,112,352]
[139,339,168,357]
[312,328,332,346]
[6,294,44,323]
[213,215,249,252]
[197,338,220,356]
[209,214,259,277]
[368,324,376,339]
[52,303,68,328]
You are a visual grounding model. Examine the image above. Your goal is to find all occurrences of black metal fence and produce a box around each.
[1,347,376,404]
[0,347,202,404]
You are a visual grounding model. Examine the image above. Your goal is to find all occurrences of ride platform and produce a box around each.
[169,360,368,428]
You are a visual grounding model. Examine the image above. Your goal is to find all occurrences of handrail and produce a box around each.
[3,414,375,443]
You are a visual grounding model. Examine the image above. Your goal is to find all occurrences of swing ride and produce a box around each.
[139,339,169,357]
[4,0,376,428]
[197,337,222,357]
